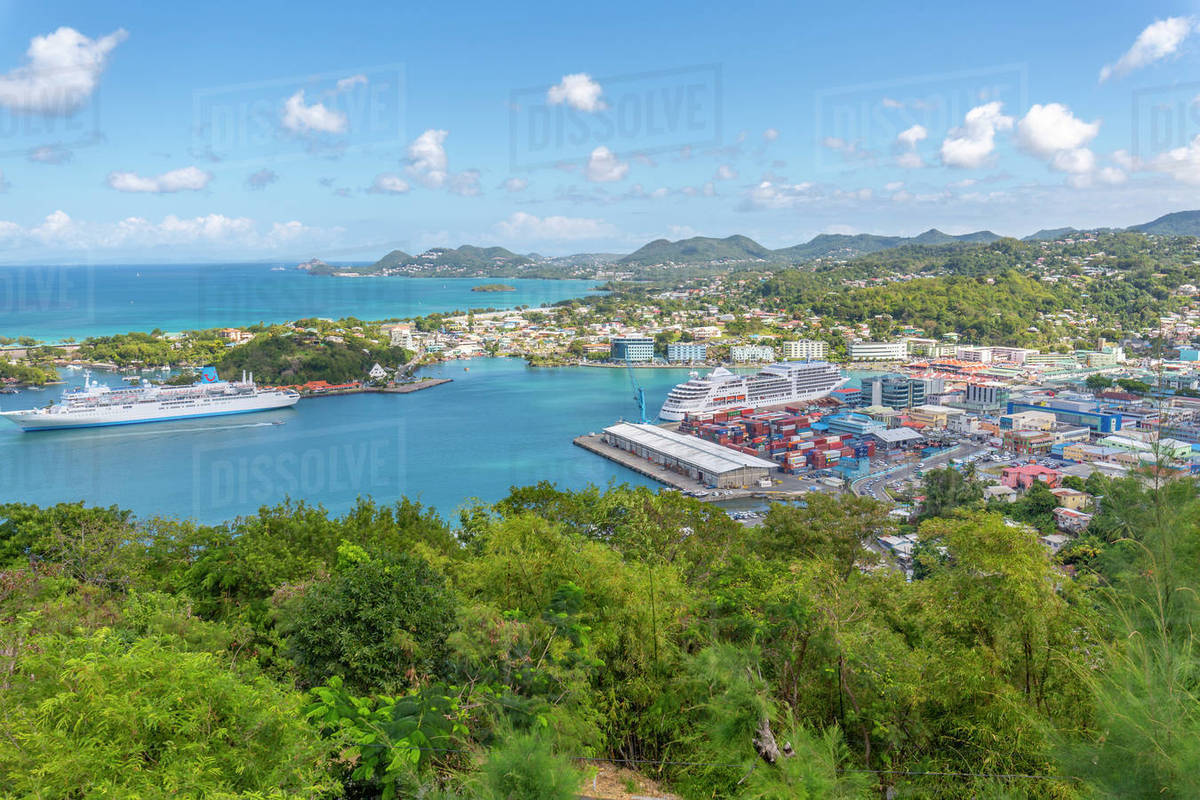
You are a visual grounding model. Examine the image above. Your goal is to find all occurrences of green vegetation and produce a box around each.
[0,359,58,385]
[76,330,228,367]
[217,330,410,384]
[471,283,516,292]
[0,473,1197,797]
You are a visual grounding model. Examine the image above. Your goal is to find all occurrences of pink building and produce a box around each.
[1000,464,1062,490]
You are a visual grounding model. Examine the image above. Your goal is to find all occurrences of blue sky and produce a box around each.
[1,0,1200,262]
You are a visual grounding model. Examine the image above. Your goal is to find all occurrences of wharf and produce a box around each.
[298,378,452,398]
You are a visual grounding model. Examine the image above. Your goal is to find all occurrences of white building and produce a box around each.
[781,339,828,360]
[730,344,776,363]
[368,363,388,380]
[848,341,907,361]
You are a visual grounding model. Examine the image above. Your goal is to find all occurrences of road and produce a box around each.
[852,442,989,502]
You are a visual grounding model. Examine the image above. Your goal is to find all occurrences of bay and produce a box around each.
[0,263,603,341]
[0,359,713,524]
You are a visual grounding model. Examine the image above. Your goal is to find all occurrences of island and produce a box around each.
[471,283,517,293]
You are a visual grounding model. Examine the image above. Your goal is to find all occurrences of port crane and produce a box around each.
[625,360,650,424]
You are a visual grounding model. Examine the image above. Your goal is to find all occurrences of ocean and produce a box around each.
[0,359,710,524]
[0,263,603,341]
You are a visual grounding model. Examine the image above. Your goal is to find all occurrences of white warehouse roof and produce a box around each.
[603,423,777,474]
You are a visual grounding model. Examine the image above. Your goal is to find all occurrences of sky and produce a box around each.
[1,0,1200,263]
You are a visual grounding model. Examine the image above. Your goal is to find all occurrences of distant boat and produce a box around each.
[271,266,286,271]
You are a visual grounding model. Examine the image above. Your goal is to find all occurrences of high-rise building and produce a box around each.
[848,341,907,361]
[861,374,926,409]
[666,342,708,362]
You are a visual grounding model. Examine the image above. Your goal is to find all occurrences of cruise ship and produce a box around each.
[0,367,299,431]
[658,361,847,421]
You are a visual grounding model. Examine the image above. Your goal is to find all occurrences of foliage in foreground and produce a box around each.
[0,474,1197,798]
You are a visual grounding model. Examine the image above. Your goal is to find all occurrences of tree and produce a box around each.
[1086,374,1114,392]
[282,543,458,693]
[919,466,983,519]
[0,630,336,798]
[758,494,893,579]
[475,731,582,800]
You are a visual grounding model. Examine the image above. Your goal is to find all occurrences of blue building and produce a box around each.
[822,412,885,437]
[610,336,654,362]
[861,374,926,409]
[667,342,708,362]
[1005,399,1122,434]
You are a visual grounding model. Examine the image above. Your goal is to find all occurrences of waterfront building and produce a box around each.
[848,341,907,361]
[601,422,775,488]
[781,340,828,360]
[832,386,862,406]
[730,344,776,363]
[610,336,654,362]
[667,343,708,363]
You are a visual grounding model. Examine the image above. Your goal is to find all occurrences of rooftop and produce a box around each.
[604,423,777,474]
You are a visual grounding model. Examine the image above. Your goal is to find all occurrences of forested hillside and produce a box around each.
[0,472,1195,798]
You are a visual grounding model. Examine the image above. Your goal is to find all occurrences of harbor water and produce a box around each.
[0,360,713,523]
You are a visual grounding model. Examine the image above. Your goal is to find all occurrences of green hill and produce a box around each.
[1129,210,1200,236]
[1023,227,1079,241]
[618,234,773,265]
[369,249,415,269]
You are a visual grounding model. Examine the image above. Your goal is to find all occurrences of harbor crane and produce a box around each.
[625,359,650,424]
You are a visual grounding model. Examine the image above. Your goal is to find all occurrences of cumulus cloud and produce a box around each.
[246,168,278,190]
[940,102,1013,168]
[501,177,528,192]
[28,144,73,164]
[106,166,212,193]
[1145,134,1200,184]
[1100,17,1195,82]
[896,152,925,169]
[336,74,367,92]
[821,136,872,160]
[0,27,127,114]
[738,180,817,211]
[547,73,606,112]
[585,146,628,182]
[763,128,780,142]
[367,173,410,194]
[897,124,927,148]
[1016,103,1099,157]
[714,164,738,180]
[282,90,347,134]
[406,129,449,187]
[447,169,481,197]
[494,211,615,240]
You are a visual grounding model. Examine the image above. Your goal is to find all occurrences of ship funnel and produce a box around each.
[199,366,219,383]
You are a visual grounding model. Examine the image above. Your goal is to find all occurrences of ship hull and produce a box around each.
[1,393,298,431]
[658,384,846,420]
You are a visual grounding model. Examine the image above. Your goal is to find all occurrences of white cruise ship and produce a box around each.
[0,367,299,431]
[658,361,847,421]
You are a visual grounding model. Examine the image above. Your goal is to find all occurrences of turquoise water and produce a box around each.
[0,264,603,341]
[0,360,709,524]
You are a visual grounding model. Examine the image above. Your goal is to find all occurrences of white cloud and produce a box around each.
[501,177,528,192]
[738,180,817,211]
[585,146,628,182]
[1146,134,1200,184]
[0,27,127,114]
[106,166,212,193]
[494,211,615,240]
[1100,17,1195,82]
[897,124,927,148]
[714,164,738,180]
[1016,103,1099,156]
[406,129,449,187]
[29,144,73,164]
[1050,148,1096,174]
[896,152,925,169]
[547,73,606,112]
[336,74,367,92]
[763,128,780,142]
[821,136,871,160]
[881,97,904,109]
[367,173,410,194]
[940,102,1013,168]
[0,210,339,255]
[282,90,347,134]
[884,181,904,192]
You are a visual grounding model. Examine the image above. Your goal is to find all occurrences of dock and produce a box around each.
[297,378,453,398]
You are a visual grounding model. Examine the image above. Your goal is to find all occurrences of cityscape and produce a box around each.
[3,3,1200,798]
